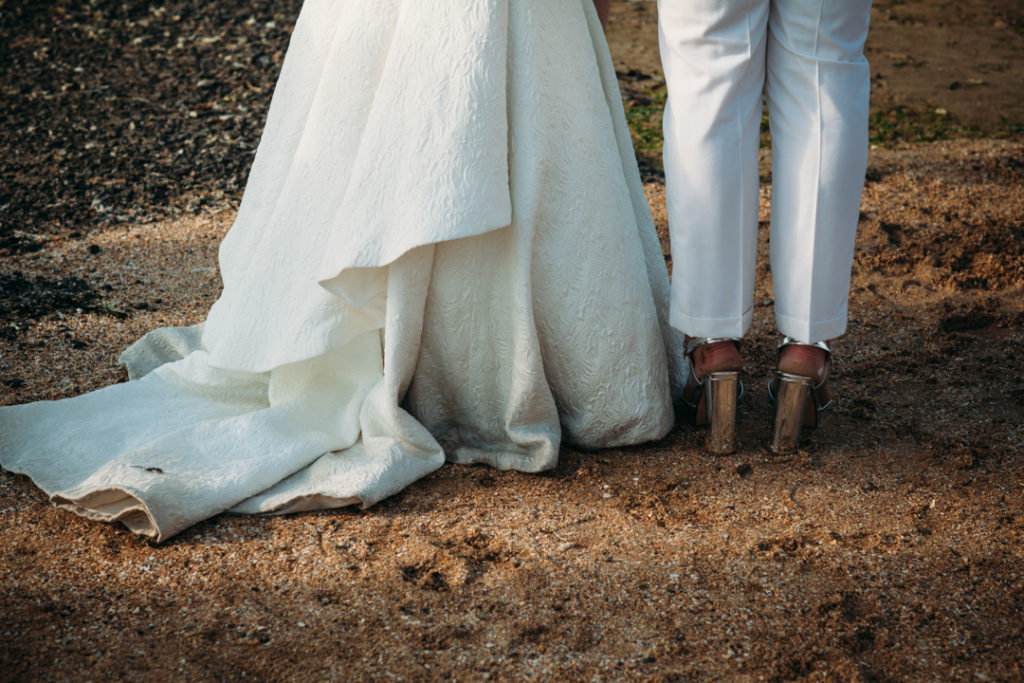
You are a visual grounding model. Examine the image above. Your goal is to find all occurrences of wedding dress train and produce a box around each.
[0,0,685,541]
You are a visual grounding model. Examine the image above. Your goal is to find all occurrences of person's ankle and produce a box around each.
[777,343,827,384]
[688,338,743,379]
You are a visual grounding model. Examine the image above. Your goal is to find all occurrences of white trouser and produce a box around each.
[658,0,871,343]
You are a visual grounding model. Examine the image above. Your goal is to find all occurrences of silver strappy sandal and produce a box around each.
[682,337,743,455]
[768,337,833,454]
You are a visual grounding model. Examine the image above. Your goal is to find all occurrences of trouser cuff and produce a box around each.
[669,306,753,339]
[775,307,848,344]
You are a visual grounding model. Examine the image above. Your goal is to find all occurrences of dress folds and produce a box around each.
[0,0,685,541]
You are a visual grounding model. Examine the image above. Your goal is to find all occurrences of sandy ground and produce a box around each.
[2,2,1023,681]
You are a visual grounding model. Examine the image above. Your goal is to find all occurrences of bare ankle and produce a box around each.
[690,339,743,378]
[778,344,827,384]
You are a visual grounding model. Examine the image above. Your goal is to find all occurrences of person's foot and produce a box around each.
[683,337,743,409]
[682,337,743,453]
[769,338,834,454]
[686,337,743,382]
[777,342,831,404]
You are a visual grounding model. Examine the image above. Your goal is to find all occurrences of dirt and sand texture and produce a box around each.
[2,1,1023,680]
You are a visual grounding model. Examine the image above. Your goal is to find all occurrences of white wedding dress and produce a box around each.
[0,0,685,541]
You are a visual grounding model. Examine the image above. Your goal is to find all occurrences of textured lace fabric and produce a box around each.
[0,0,686,541]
